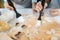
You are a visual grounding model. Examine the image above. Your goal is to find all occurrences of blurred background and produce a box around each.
[0,0,32,8]
[0,0,4,8]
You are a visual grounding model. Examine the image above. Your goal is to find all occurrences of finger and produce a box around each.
[36,1,42,10]
[37,7,42,11]
[36,7,41,12]
[37,4,42,9]
[37,1,41,7]
[44,3,47,9]
[7,6,14,10]
[36,5,42,12]
[4,2,13,10]
[4,1,16,10]
[37,1,41,5]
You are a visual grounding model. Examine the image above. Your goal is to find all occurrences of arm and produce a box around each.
[50,9,60,16]
[32,2,37,12]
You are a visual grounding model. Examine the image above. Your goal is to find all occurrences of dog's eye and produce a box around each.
[15,32,21,36]
[21,25,27,29]
[16,22,19,26]
[15,32,21,38]
[11,37,16,40]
